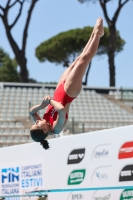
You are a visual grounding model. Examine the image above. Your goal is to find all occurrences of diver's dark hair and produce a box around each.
[40,139,50,150]
[30,129,50,150]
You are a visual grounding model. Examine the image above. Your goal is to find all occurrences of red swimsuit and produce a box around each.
[43,81,75,126]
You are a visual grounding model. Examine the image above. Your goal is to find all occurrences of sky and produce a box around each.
[0,0,133,88]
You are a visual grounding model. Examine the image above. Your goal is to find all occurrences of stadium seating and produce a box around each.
[0,82,133,147]
[109,89,133,107]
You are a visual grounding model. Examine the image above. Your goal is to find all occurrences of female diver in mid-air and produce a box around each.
[30,17,104,150]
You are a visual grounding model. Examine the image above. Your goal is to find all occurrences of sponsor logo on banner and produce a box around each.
[67,148,85,164]
[1,167,20,195]
[91,166,111,183]
[0,159,43,199]
[93,194,111,200]
[91,144,111,160]
[67,192,83,200]
[118,142,133,159]
[94,149,109,158]
[68,169,86,185]
[21,164,42,188]
[96,171,108,180]
[119,165,133,182]
[21,163,43,198]
[92,190,112,200]
[120,189,133,200]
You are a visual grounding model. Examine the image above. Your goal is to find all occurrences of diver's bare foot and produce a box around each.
[93,17,104,37]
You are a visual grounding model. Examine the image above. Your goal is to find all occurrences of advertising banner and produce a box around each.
[0,125,133,199]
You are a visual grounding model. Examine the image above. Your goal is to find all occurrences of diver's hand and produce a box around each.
[40,95,52,108]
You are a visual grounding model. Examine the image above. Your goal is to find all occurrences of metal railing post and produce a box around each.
[72,117,75,134]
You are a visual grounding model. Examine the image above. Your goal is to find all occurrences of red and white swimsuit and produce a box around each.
[43,81,75,127]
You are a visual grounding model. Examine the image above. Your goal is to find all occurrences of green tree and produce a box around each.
[77,0,130,86]
[36,26,125,85]
[0,0,39,82]
[0,48,21,82]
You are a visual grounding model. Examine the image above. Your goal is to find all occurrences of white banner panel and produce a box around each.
[0,125,133,199]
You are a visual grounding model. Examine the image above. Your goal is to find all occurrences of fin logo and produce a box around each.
[118,142,133,159]
[67,148,85,164]
[119,165,133,182]
[2,167,19,184]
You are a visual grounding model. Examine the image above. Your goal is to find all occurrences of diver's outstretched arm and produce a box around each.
[30,112,41,122]
[29,104,43,122]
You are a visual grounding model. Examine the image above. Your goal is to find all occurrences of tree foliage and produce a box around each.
[36,26,124,85]
[0,0,39,82]
[0,48,21,82]
[36,26,125,67]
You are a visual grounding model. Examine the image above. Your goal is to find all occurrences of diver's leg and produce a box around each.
[64,18,104,97]
[56,18,102,89]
